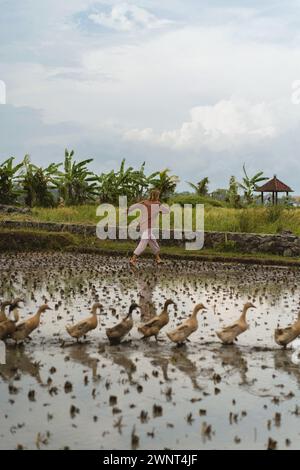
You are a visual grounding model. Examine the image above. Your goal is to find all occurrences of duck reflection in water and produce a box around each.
[0,344,43,385]
[104,346,137,384]
[213,345,249,386]
[65,344,100,380]
[145,346,202,390]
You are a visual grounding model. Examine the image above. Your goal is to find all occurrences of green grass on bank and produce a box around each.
[1,204,300,235]
[1,228,300,267]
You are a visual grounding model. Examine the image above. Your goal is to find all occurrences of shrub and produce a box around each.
[0,230,77,251]
[169,194,224,207]
[266,205,283,223]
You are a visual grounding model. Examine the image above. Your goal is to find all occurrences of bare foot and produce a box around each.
[130,256,138,266]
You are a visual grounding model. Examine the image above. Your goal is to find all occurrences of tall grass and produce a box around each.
[6,205,299,236]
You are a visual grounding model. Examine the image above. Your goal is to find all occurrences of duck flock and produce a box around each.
[1,296,299,349]
[2,253,300,450]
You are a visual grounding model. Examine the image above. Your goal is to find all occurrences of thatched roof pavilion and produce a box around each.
[256,175,293,205]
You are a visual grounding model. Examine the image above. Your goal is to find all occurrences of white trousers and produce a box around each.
[134,230,160,256]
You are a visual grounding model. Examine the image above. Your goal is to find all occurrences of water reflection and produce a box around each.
[213,345,249,385]
[65,344,100,380]
[0,345,43,384]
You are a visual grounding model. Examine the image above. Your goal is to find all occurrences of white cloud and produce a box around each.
[88,3,173,32]
[124,99,281,151]
[3,1,300,190]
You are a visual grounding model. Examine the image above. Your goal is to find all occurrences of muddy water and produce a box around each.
[1,252,300,450]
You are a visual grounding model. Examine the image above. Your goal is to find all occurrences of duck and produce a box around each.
[274,311,300,348]
[138,299,175,340]
[8,298,24,323]
[0,313,19,341]
[66,303,102,342]
[0,301,11,323]
[0,299,23,340]
[11,304,52,344]
[216,302,256,345]
[106,303,140,345]
[167,303,207,345]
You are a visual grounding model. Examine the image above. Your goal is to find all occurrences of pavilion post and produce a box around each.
[261,192,264,205]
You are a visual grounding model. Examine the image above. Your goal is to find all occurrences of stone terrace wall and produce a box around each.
[1,220,300,257]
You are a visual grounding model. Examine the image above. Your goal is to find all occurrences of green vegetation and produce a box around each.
[169,194,225,207]
[0,157,23,204]
[1,151,299,246]
[1,205,300,236]
[21,155,60,207]
[239,164,268,204]
[187,177,210,196]
[0,151,180,207]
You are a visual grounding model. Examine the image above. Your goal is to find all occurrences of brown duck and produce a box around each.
[0,301,11,323]
[167,303,207,345]
[11,304,52,343]
[216,302,256,345]
[106,303,140,345]
[8,298,24,323]
[275,311,300,348]
[138,299,175,340]
[66,302,102,342]
[0,298,24,340]
[0,314,19,340]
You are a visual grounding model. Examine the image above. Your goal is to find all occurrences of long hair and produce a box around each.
[149,189,160,202]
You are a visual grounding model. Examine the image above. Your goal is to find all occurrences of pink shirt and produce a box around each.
[129,200,169,234]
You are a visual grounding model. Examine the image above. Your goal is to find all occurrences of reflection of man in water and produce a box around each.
[137,276,157,322]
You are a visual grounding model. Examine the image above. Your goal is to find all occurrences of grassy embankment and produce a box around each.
[1,203,300,234]
[1,202,300,265]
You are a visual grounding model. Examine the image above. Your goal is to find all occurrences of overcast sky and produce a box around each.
[1,0,300,192]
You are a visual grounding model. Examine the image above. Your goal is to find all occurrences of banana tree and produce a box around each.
[187,177,209,196]
[0,157,23,204]
[150,168,179,201]
[239,164,268,204]
[21,155,61,207]
[98,159,158,204]
[57,149,98,205]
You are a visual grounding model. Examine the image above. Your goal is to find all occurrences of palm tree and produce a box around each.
[150,169,179,201]
[239,164,268,204]
[188,177,209,196]
[57,149,98,205]
[0,157,23,205]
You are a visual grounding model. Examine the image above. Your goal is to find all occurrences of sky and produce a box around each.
[1,0,300,192]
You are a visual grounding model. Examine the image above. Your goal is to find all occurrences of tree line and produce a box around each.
[0,150,179,207]
[0,150,270,208]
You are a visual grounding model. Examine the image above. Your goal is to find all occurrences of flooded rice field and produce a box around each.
[1,252,300,450]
